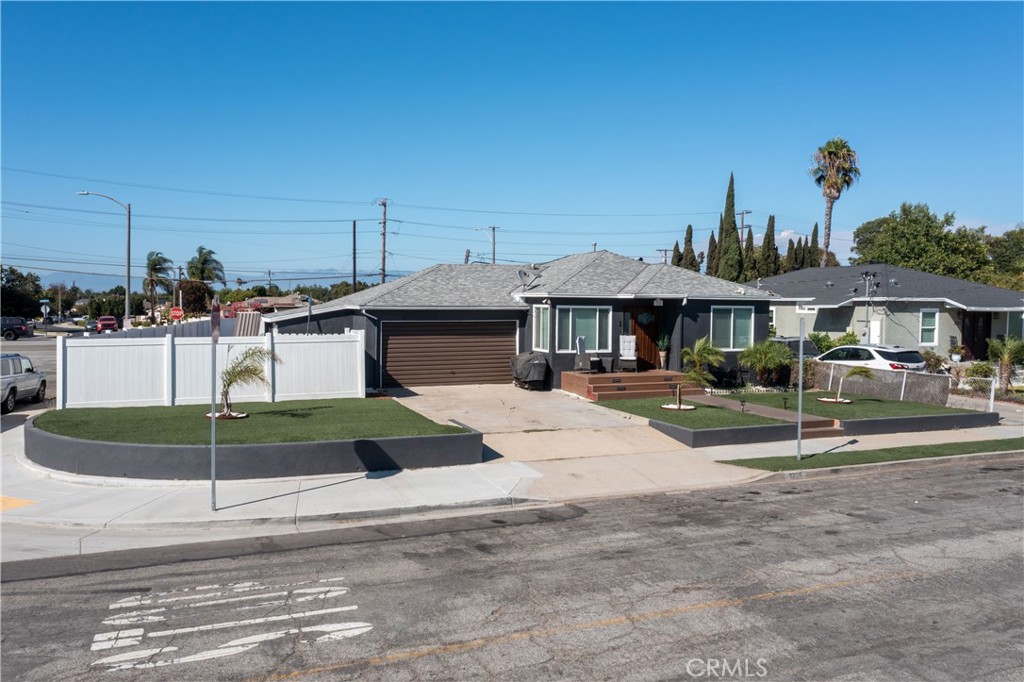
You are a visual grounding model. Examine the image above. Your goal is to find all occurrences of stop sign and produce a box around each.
[169,306,184,321]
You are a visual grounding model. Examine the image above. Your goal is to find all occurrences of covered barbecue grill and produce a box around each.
[510,351,550,390]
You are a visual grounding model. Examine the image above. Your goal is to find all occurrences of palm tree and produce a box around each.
[987,336,1024,393]
[739,340,793,386]
[679,336,726,387]
[187,246,227,287]
[834,366,875,402]
[142,251,174,323]
[810,137,860,267]
[218,346,282,417]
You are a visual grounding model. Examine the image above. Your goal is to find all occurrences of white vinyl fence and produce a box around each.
[56,331,365,409]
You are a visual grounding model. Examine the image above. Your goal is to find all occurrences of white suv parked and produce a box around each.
[815,344,927,372]
[1,352,47,413]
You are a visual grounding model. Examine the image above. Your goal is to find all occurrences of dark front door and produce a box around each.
[961,312,991,361]
[624,306,660,369]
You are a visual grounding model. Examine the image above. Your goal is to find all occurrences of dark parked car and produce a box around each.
[96,316,119,332]
[1,352,46,413]
[2,317,30,341]
[769,337,819,358]
[85,319,98,333]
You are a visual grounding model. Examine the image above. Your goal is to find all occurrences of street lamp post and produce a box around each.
[78,191,131,329]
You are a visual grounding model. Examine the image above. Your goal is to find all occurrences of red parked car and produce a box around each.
[95,316,119,332]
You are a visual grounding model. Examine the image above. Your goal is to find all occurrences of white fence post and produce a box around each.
[57,335,66,409]
[266,332,276,403]
[988,378,996,413]
[165,333,175,406]
[899,371,908,402]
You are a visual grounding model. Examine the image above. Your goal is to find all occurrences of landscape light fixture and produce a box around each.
[78,191,131,330]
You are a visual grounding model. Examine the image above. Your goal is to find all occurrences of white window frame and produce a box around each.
[1007,310,1024,339]
[768,306,776,328]
[919,308,938,346]
[532,305,550,352]
[555,306,612,353]
[710,306,755,351]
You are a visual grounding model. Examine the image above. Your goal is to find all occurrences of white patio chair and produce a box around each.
[618,335,638,372]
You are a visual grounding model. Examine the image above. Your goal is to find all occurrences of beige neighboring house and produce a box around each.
[759,265,1024,361]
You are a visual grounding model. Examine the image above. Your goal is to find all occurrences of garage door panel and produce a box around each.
[382,321,517,387]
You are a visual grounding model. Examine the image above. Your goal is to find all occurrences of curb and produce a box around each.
[756,449,1023,481]
[2,496,551,531]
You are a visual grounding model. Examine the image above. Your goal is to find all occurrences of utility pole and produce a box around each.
[464,249,471,264]
[267,270,273,291]
[352,220,357,294]
[736,209,751,242]
[476,225,499,264]
[177,265,185,308]
[656,248,672,265]
[592,242,597,252]
[378,198,389,284]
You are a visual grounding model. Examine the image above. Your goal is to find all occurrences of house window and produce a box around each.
[1008,310,1024,339]
[919,309,938,345]
[556,306,611,352]
[710,306,754,350]
[532,305,550,352]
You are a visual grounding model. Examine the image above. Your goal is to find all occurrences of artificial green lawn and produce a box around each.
[720,391,973,420]
[598,397,784,429]
[720,438,1023,471]
[34,399,465,445]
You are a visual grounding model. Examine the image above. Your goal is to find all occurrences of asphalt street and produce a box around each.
[2,457,1022,681]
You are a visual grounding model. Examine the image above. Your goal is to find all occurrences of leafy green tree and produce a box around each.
[143,251,175,323]
[187,246,227,287]
[782,239,796,273]
[758,215,780,277]
[715,174,744,281]
[680,224,700,272]
[739,339,793,386]
[705,232,718,276]
[1,266,44,317]
[850,203,990,280]
[809,223,821,268]
[810,137,860,267]
[741,228,757,282]
[671,240,683,267]
[180,279,210,314]
[680,336,725,387]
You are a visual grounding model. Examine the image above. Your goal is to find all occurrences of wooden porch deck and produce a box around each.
[561,369,704,401]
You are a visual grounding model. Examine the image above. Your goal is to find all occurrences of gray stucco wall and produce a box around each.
[878,302,961,354]
[772,303,854,338]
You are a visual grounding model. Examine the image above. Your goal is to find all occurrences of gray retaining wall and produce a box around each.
[24,418,483,480]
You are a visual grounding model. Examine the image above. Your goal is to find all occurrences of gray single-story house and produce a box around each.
[265,250,776,390]
[758,265,1024,360]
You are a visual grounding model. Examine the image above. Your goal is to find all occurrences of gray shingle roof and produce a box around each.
[266,251,773,321]
[758,265,1024,310]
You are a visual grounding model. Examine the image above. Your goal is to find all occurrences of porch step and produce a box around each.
[592,386,705,401]
[801,426,847,439]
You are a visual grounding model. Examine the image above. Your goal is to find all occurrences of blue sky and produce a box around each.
[3,1,1022,292]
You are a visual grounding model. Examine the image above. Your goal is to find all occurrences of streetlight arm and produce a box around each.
[77,191,129,212]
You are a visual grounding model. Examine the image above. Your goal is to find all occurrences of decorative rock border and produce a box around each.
[23,417,483,480]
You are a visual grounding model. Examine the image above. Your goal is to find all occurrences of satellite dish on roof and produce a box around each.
[517,268,539,290]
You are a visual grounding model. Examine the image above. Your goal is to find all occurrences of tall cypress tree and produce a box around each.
[671,240,683,267]
[758,214,780,277]
[783,239,796,273]
[706,232,718,276]
[809,223,821,269]
[796,237,808,270]
[681,224,700,272]
[715,174,744,281]
[741,228,758,282]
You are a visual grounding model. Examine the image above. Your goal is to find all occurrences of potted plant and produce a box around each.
[656,334,671,370]
[948,343,965,363]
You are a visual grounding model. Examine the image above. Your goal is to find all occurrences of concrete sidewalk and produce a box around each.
[3,388,1022,562]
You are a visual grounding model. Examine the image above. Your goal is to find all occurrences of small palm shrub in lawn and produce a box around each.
[34,399,465,445]
[598,398,783,428]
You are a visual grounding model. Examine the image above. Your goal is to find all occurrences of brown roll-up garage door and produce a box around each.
[382,321,517,387]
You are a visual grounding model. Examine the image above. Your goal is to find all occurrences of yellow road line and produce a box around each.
[0,496,36,512]
[253,570,916,681]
